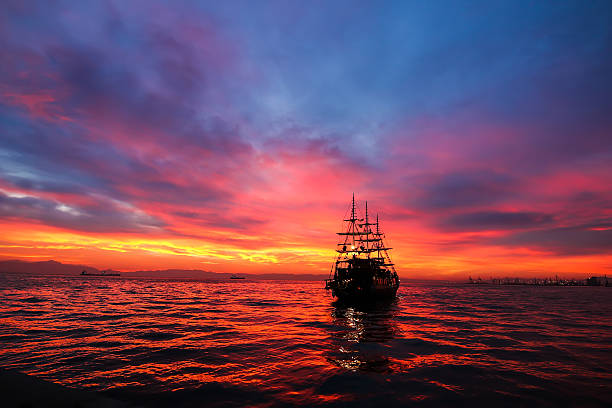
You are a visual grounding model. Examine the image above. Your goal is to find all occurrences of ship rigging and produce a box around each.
[325,195,400,301]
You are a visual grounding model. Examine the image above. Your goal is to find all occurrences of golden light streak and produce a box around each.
[1,218,610,278]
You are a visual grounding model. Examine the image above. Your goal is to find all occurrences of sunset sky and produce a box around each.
[1,1,611,278]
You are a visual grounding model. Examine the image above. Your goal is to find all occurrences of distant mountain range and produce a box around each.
[0,259,328,281]
[0,260,100,275]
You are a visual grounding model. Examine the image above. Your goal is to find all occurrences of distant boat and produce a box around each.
[230,275,245,280]
[325,195,400,301]
[80,269,120,277]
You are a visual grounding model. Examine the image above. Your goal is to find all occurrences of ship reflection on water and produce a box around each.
[327,299,400,373]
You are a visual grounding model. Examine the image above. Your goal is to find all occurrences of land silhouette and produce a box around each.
[0,259,328,281]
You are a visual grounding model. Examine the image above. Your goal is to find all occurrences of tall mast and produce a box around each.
[351,193,356,250]
[365,201,370,256]
[376,213,380,260]
[336,193,360,255]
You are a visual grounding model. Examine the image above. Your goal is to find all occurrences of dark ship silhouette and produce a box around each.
[80,269,120,276]
[325,195,400,301]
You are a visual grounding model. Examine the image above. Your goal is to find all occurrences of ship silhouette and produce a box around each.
[80,269,120,276]
[325,194,400,301]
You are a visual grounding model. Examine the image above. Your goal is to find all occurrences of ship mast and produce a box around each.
[348,192,357,251]
[335,193,363,259]
[376,214,380,260]
[334,196,398,269]
[365,201,370,257]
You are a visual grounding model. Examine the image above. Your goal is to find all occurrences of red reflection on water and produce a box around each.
[1,275,611,406]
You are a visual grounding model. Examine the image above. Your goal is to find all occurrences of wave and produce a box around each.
[0,275,610,407]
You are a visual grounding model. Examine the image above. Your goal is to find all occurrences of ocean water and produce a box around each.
[0,274,610,407]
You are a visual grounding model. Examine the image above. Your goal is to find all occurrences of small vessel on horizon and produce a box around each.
[325,195,400,301]
[80,269,120,277]
[230,274,245,279]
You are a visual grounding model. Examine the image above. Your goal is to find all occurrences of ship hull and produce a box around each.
[332,285,398,302]
[326,277,399,302]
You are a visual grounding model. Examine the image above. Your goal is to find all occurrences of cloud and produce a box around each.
[0,191,164,233]
[438,211,554,232]
[172,211,267,231]
[411,170,517,210]
[495,222,612,256]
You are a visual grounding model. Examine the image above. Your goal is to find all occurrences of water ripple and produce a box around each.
[0,274,610,406]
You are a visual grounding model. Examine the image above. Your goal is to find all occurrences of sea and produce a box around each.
[0,273,610,407]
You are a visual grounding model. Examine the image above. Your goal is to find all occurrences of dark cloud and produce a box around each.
[205,216,267,231]
[0,191,165,233]
[172,211,200,219]
[569,191,612,209]
[412,170,517,210]
[173,211,267,229]
[187,216,267,232]
[439,211,553,232]
[0,104,237,209]
[43,42,252,156]
[495,222,612,255]
[0,112,145,199]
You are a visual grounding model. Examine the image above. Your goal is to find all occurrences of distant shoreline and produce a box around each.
[0,259,330,281]
[1,259,602,283]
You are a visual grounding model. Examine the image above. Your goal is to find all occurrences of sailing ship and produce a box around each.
[325,195,400,301]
